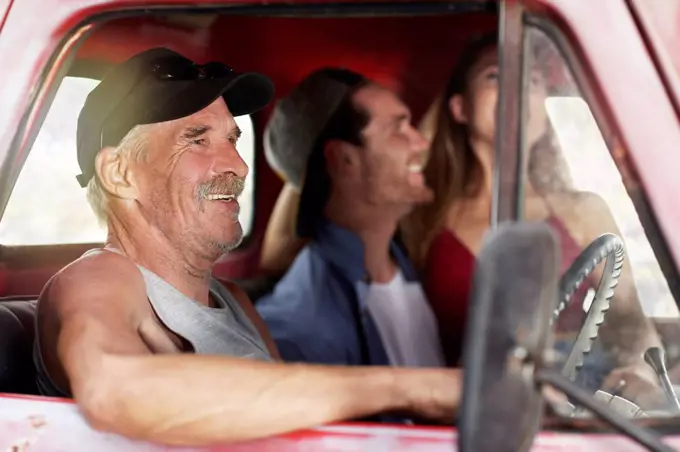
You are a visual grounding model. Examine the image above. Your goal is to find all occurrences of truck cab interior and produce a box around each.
[2,3,680,435]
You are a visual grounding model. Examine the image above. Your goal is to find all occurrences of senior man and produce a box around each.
[33,48,462,446]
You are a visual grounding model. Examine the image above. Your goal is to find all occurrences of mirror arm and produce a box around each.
[535,369,674,452]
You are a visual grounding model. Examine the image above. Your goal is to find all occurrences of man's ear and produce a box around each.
[449,94,468,124]
[94,147,140,199]
[324,140,358,177]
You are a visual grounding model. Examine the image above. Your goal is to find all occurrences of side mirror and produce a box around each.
[457,221,558,452]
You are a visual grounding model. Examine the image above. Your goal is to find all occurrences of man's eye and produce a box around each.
[192,139,206,146]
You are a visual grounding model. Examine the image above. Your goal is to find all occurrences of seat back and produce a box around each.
[0,297,38,394]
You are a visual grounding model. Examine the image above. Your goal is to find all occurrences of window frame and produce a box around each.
[0,0,11,32]
[492,9,680,310]
[628,0,680,120]
[492,0,524,226]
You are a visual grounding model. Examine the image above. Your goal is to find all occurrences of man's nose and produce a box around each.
[213,141,249,179]
[408,125,430,153]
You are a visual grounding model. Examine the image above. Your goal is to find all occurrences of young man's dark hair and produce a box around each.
[297,69,372,237]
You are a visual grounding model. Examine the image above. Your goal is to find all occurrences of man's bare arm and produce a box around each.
[52,252,460,446]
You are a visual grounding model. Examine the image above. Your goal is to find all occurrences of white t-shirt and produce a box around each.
[364,269,445,367]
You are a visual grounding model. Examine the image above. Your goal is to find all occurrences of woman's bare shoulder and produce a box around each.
[546,190,610,216]
[545,190,618,245]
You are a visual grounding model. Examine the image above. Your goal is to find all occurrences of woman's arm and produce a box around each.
[260,183,309,275]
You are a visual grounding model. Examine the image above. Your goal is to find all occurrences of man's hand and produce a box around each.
[396,368,462,423]
[602,363,666,410]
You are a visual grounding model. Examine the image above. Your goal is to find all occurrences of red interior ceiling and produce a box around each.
[77,13,498,121]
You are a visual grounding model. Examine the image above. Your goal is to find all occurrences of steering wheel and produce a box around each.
[552,233,625,381]
[548,234,679,420]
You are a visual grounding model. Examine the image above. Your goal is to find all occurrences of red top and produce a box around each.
[423,216,591,366]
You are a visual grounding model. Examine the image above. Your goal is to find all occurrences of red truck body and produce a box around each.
[1,0,680,450]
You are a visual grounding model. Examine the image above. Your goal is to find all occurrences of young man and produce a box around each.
[257,69,445,368]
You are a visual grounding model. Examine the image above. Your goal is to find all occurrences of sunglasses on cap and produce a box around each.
[98,58,236,148]
[150,59,234,81]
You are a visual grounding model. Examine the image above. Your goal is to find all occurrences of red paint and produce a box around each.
[0,0,12,32]
[0,0,680,450]
[628,0,680,117]
[1,393,679,451]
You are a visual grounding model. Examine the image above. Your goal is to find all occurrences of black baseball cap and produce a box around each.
[263,68,368,237]
[76,47,274,187]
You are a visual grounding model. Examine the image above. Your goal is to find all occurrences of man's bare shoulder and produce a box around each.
[42,249,147,312]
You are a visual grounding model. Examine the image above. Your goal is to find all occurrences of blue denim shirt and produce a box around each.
[256,219,420,366]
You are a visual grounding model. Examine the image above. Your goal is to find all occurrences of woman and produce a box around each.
[401,33,664,407]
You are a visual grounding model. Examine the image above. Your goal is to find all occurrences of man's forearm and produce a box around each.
[74,354,411,446]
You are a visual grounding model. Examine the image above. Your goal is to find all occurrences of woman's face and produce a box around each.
[449,46,547,152]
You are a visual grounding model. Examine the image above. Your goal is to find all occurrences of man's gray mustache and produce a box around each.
[198,176,245,199]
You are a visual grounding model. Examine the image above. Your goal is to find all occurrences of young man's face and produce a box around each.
[350,84,433,209]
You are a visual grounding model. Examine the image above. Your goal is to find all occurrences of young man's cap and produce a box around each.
[263,68,368,237]
[263,68,366,189]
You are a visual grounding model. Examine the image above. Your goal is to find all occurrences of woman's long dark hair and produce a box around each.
[401,32,574,269]
[401,32,498,268]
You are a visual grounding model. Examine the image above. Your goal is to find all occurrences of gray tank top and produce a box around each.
[34,248,272,398]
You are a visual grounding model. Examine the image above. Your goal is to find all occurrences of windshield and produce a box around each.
[520,24,680,423]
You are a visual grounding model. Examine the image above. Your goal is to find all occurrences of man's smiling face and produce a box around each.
[133,97,249,256]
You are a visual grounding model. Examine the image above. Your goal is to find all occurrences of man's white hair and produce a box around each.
[86,125,151,225]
